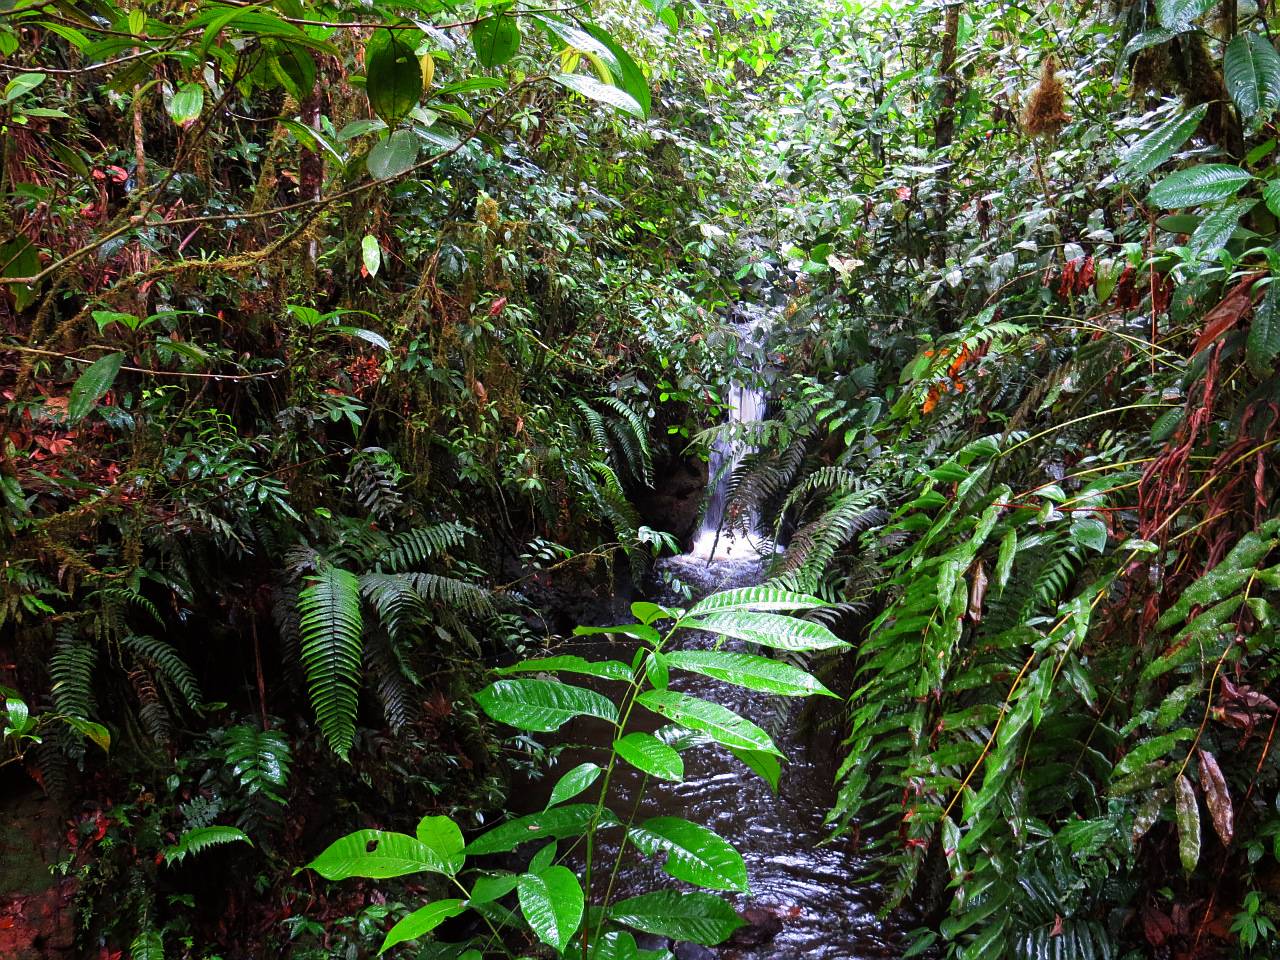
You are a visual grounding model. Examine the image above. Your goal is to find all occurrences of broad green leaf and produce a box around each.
[1119,104,1207,177]
[268,42,316,100]
[1122,28,1176,60]
[1248,281,1280,375]
[307,829,459,880]
[1155,0,1215,32]
[1265,179,1280,218]
[684,611,846,651]
[475,678,617,732]
[167,82,203,125]
[68,352,124,422]
[685,586,826,617]
[547,762,602,807]
[379,899,466,954]
[727,747,780,793]
[1174,774,1200,872]
[465,804,617,855]
[1148,165,1252,209]
[63,716,110,751]
[636,690,781,755]
[361,234,381,277]
[470,872,518,904]
[1189,199,1256,258]
[4,72,45,101]
[553,72,644,118]
[1224,32,1280,123]
[583,23,651,119]
[614,732,684,781]
[629,817,748,892]
[366,129,419,180]
[472,15,521,68]
[609,890,745,945]
[995,528,1017,591]
[366,28,422,127]
[518,866,583,951]
[574,622,662,644]
[496,656,633,682]
[663,650,835,697]
[414,816,465,874]
[1111,730,1193,780]
[590,930,641,960]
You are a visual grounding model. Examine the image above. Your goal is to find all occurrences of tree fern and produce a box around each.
[298,566,364,759]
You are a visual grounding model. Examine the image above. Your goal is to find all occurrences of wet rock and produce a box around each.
[674,942,717,960]
[0,790,77,958]
[726,904,797,948]
[635,453,707,546]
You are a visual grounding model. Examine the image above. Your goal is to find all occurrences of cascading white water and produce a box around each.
[688,311,772,562]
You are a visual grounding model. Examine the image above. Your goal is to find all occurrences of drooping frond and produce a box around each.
[597,395,654,487]
[50,627,96,720]
[162,826,252,865]
[365,634,417,732]
[379,521,474,571]
[121,635,202,711]
[297,566,364,759]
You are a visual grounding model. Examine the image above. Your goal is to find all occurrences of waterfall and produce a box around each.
[688,310,771,562]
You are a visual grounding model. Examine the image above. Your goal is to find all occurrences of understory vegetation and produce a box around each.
[4,0,1280,957]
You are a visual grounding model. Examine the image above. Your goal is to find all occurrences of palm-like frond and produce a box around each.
[298,566,363,759]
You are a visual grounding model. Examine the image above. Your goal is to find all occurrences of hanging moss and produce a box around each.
[1021,55,1070,137]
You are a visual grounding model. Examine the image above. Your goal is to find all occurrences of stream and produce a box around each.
[518,309,907,958]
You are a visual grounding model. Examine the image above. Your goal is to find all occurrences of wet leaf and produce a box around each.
[1197,748,1233,845]
[1174,774,1201,873]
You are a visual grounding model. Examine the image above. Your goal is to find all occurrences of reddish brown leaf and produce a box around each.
[1143,905,1174,946]
[1197,748,1233,846]
[1192,273,1264,356]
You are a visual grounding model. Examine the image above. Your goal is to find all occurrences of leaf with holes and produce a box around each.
[518,866,583,951]
[366,28,422,126]
[609,890,745,945]
[614,732,684,781]
[1148,164,1253,208]
[663,650,835,697]
[307,829,460,880]
[629,817,748,892]
[68,352,124,422]
[379,899,466,954]
[637,690,781,755]
[475,678,617,732]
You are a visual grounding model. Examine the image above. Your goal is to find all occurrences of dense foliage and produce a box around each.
[8,0,1280,957]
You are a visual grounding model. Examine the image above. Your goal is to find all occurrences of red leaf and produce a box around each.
[1193,273,1265,355]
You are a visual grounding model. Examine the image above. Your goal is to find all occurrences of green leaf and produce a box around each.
[167,82,203,125]
[583,23,650,119]
[629,817,748,892]
[366,28,422,127]
[547,762,602,807]
[1248,280,1280,375]
[63,716,110,751]
[1119,104,1207,177]
[162,825,251,865]
[496,656,633,681]
[636,690,782,755]
[1188,199,1256,258]
[1111,730,1193,780]
[298,567,363,759]
[307,829,461,880]
[614,732,684,781]
[1174,774,1201,872]
[366,129,419,180]
[68,352,124,422]
[609,890,745,945]
[727,747,780,793]
[414,816,465,874]
[663,650,835,697]
[5,72,45,101]
[1224,32,1280,123]
[465,804,617,856]
[475,678,618,732]
[471,15,521,68]
[685,586,826,617]
[684,610,846,651]
[379,899,466,954]
[470,872,519,904]
[1155,0,1215,32]
[1123,28,1176,60]
[518,866,583,951]
[1148,164,1253,208]
[361,234,382,277]
[553,72,644,118]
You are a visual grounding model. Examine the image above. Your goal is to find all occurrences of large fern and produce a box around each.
[297,566,364,759]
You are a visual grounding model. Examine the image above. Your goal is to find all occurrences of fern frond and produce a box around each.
[224,725,291,804]
[380,521,474,571]
[298,566,364,759]
[365,634,417,732]
[162,825,252,865]
[121,635,202,711]
[50,629,96,720]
